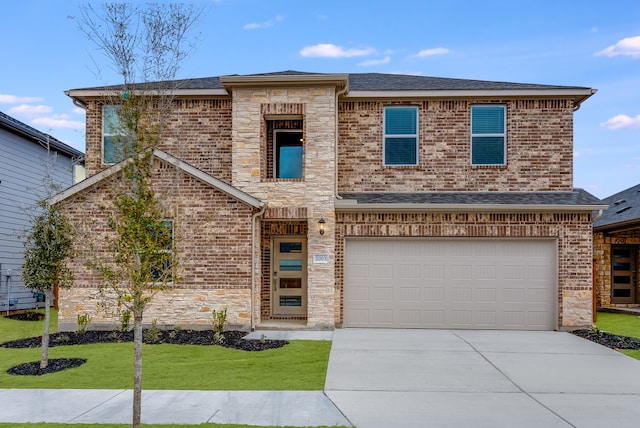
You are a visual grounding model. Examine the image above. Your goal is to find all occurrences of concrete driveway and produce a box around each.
[325,329,640,428]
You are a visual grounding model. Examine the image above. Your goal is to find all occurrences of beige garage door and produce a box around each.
[344,238,556,330]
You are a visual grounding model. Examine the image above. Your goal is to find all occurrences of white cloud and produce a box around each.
[9,104,52,116]
[32,116,84,130]
[72,107,86,116]
[411,47,450,58]
[244,15,283,30]
[0,94,42,104]
[300,43,375,58]
[601,114,640,129]
[595,35,640,58]
[359,56,391,66]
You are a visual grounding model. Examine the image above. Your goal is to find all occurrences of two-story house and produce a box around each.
[52,71,605,332]
[0,111,84,312]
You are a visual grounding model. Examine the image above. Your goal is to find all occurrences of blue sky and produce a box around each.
[1,0,638,198]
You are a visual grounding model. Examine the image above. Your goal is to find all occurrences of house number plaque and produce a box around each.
[313,254,329,264]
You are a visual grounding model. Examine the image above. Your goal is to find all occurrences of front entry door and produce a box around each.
[611,245,638,304]
[272,237,307,315]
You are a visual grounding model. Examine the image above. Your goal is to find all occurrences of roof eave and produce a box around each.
[219,73,349,89]
[335,200,608,213]
[51,149,264,209]
[593,218,640,233]
[65,88,230,105]
[344,88,596,106]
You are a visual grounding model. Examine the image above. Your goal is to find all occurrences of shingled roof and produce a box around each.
[67,70,593,94]
[336,189,605,212]
[593,183,640,230]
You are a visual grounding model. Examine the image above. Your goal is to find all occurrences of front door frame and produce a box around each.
[610,244,638,304]
[271,236,307,316]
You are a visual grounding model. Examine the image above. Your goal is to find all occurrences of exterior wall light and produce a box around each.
[318,217,326,235]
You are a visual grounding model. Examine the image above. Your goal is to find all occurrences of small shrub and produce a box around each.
[56,334,71,344]
[213,331,225,345]
[107,331,120,341]
[76,313,93,334]
[212,308,228,334]
[144,319,162,343]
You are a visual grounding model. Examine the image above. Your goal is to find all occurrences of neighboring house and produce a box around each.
[52,71,605,332]
[593,183,640,308]
[0,111,84,313]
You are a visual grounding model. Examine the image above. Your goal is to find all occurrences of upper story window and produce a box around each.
[471,105,506,166]
[274,130,303,179]
[384,106,418,166]
[102,105,134,164]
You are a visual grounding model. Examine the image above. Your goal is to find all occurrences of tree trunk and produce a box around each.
[40,289,51,369]
[133,311,143,428]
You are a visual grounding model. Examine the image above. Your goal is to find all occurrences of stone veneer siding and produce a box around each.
[83,98,233,181]
[230,87,338,329]
[338,99,574,192]
[56,158,256,331]
[335,211,594,329]
[593,229,640,307]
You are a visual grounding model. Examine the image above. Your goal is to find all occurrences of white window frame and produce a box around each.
[102,105,134,165]
[383,105,419,166]
[470,104,507,166]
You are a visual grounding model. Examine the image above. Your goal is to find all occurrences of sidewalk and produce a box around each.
[0,330,350,427]
[0,389,350,426]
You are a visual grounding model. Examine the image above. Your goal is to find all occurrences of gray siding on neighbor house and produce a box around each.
[0,128,77,312]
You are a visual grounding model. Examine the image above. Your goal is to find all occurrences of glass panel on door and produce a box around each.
[273,238,307,315]
[611,246,637,304]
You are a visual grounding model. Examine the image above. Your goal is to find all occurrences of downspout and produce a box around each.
[592,209,604,222]
[251,204,267,331]
[334,82,349,200]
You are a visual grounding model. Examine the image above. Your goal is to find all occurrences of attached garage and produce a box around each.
[344,238,557,330]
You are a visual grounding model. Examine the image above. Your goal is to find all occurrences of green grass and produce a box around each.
[595,311,640,360]
[0,310,331,390]
[0,309,58,342]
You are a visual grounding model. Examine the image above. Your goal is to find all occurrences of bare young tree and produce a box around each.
[21,147,75,369]
[73,4,203,427]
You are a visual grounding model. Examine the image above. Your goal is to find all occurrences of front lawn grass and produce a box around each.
[0,310,331,390]
[595,311,640,360]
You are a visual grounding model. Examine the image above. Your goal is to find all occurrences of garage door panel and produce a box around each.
[344,238,556,330]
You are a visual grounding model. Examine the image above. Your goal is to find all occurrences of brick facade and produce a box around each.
[84,98,233,181]
[335,212,594,328]
[338,99,574,192]
[56,157,255,331]
[62,75,595,331]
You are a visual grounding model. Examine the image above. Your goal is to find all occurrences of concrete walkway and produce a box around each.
[3,329,640,427]
[326,329,640,428]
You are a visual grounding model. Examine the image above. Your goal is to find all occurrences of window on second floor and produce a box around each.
[471,105,506,165]
[102,105,134,164]
[384,106,418,166]
[274,130,304,179]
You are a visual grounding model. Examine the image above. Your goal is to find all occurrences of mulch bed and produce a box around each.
[570,329,640,350]
[5,311,45,321]
[7,358,87,376]
[2,329,287,351]
[3,329,288,376]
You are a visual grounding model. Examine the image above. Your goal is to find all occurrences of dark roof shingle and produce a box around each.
[593,183,640,229]
[339,189,603,207]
